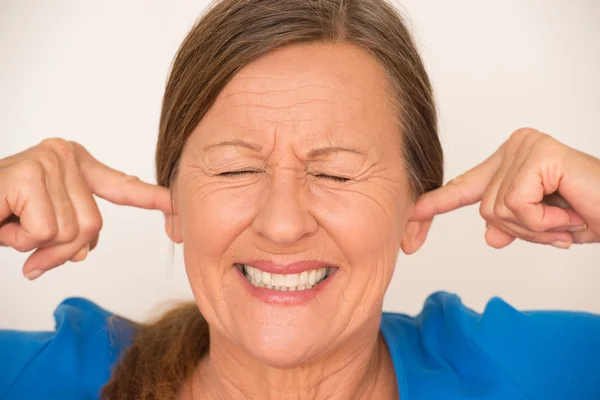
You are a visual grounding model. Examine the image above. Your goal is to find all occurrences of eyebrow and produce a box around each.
[202,140,365,157]
[202,140,263,152]
[308,146,365,157]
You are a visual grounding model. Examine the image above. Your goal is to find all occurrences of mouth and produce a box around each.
[234,263,336,292]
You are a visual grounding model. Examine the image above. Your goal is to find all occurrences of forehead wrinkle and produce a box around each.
[202,139,262,152]
[204,96,392,164]
[221,73,352,105]
[196,121,267,148]
[216,74,386,125]
[222,98,339,112]
[202,120,265,138]
[222,80,340,95]
[228,70,348,87]
[219,86,341,111]
[202,47,400,163]
[259,117,349,125]
[307,146,366,158]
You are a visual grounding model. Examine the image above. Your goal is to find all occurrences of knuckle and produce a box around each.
[122,174,140,184]
[530,134,556,154]
[40,138,71,153]
[62,141,80,160]
[67,141,86,156]
[447,174,466,187]
[57,220,79,242]
[479,200,493,221]
[446,174,470,205]
[39,138,78,164]
[34,148,61,173]
[492,202,508,219]
[510,127,539,141]
[506,128,542,152]
[80,213,103,239]
[13,159,45,182]
[36,222,59,242]
[503,189,520,210]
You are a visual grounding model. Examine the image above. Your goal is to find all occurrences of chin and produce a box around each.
[194,262,351,367]
[224,300,339,368]
[238,323,327,369]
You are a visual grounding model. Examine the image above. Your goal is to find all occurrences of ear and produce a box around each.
[164,189,183,244]
[400,218,433,255]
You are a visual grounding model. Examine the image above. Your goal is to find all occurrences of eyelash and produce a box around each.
[218,170,259,177]
[314,174,349,183]
[218,171,349,182]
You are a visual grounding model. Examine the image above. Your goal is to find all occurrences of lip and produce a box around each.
[234,265,338,305]
[235,260,335,275]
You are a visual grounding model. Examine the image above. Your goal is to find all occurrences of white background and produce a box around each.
[1,0,598,330]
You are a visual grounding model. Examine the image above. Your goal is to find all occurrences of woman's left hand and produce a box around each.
[412,128,600,248]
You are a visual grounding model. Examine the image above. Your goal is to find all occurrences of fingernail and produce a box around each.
[568,225,587,233]
[552,241,571,249]
[25,269,44,280]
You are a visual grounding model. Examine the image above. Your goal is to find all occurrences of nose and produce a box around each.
[251,172,318,247]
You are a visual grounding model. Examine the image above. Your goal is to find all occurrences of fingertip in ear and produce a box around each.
[400,218,433,255]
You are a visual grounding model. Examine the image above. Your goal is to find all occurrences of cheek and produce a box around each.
[179,182,260,295]
[181,184,258,249]
[310,183,409,307]
[314,184,406,265]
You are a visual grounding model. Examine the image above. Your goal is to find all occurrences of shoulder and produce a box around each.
[468,294,600,400]
[381,292,600,400]
[0,297,134,400]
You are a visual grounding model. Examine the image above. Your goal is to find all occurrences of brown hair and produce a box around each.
[102,0,443,398]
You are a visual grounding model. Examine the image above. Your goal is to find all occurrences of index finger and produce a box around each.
[411,150,503,221]
[72,143,173,215]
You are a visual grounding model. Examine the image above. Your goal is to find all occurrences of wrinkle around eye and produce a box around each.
[178,166,261,207]
[179,167,214,204]
[309,174,403,224]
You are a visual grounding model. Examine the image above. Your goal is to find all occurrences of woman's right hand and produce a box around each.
[0,138,172,280]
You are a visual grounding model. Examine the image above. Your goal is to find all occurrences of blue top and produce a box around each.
[1,292,599,400]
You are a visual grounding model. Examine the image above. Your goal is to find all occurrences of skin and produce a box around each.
[0,43,598,399]
[169,43,416,399]
[412,128,600,246]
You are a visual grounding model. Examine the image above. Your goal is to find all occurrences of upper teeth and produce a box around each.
[242,264,330,291]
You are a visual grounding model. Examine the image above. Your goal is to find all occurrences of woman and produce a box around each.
[1,0,599,399]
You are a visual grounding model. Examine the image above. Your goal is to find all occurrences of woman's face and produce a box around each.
[169,43,430,366]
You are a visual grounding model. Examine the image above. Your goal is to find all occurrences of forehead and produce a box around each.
[196,43,401,151]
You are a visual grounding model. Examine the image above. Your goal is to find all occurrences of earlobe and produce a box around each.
[164,191,183,244]
[165,214,183,243]
[400,218,433,255]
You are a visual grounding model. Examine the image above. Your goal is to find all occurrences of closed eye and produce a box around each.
[314,174,350,183]
[218,170,261,177]
[219,171,349,182]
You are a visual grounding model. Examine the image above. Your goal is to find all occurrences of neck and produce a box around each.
[186,319,398,400]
